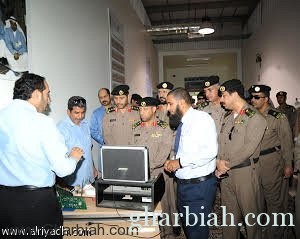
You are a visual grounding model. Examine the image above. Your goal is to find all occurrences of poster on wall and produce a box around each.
[108,9,125,90]
[0,0,27,110]
[0,0,28,81]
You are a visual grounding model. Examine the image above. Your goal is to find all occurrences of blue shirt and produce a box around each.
[57,117,94,186]
[0,100,77,187]
[0,22,4,40]
[4,28,27,54]
[90,106,105,146]
[175,107,218,179]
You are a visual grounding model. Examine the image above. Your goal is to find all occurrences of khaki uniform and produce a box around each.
[156,104,169,122]
[294,134,300,238]
[259,107,293,239]
[218,104,267,239]
[198,101,226,134]
[277,104,297,137]
[131,120,176,237]
[102,106,140,145]
[131,120,173,176]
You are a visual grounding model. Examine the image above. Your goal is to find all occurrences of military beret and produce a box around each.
[157,81,174,90]
[131,94,142,101]
[204,75,219,88]
[219,79,243,92]
[248,85,271,94]
[197,91,205,99]
[111,85,129,96]
[276,91,287,97]
[138,97,160,107]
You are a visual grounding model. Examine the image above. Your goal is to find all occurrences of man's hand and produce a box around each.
[216,159,230,174]
[69,147,84,162]
[284,166,293,178]
[215,169,223,178]
[164,159,180,173]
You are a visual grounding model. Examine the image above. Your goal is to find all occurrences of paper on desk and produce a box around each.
[72,184,96,197]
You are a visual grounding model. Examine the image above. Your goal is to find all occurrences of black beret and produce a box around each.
[157,81,174,90]
[248,85,271,94]
[203,75,220,88]
[131,94,142,101]
[138,97,160,107]
[197,91,205,99]
[219,79,243,92]
[276,91,287,97]
[111,85,129,96]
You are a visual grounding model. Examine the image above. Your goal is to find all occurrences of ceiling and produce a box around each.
[141,0,260,44]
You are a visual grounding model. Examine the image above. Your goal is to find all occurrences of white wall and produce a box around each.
[166,63,237,89]
[242,0,300,105]
[159,48,242,85]
[23,0,157,121]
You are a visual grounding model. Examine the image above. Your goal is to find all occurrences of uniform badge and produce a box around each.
[162,83,167,89]
[119,90,124,95]
[234,119,245,124]
[151,132,162,138]
[254,86,260,92]
[220,86,225,92]
[141,101,146,107]
[205,81,210,87]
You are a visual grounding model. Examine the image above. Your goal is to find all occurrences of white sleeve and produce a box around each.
[41,118,77,177]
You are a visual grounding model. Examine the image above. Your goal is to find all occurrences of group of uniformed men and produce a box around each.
[94,76,298,239]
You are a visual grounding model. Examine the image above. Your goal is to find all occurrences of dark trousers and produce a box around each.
[0,187,63,239]
[177,176,217,239]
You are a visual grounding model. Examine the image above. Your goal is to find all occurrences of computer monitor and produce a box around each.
[100,145,149,183]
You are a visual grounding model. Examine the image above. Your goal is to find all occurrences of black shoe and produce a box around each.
[173,226,181,236]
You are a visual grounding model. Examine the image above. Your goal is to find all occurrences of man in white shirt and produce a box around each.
[164,87,218,239]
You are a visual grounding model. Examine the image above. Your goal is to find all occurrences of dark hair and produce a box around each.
[226,80,245,99]
[99,88,110,95]
[13,73,46,100]
[68,96,86,111]
[168,87,192,105]
[131,93,142,102]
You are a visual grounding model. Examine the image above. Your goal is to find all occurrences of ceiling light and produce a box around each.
[185,63,208,67]
[198,17,215,35]
[186,57,211,61]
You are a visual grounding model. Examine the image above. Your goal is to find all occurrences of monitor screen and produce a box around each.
[101,146,149,183]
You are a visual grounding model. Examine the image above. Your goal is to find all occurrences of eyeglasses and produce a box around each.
[73,98,86,105]
[251,95,266,100]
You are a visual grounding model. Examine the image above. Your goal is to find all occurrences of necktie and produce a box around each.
[174,122,183,156]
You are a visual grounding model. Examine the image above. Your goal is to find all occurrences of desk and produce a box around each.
[63,197,161,239]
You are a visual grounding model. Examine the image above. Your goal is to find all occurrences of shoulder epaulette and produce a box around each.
[198,102,209,110]
[157,120,168,129]
[131,106,139,111]
[268,109,285,119]
[132,120,142,129]
[106,106,116,113]
[245,108,256,118]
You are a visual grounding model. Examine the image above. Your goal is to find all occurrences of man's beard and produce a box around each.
[101,101,109,106]
[168,105,183,130]
[159,97,167,104]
